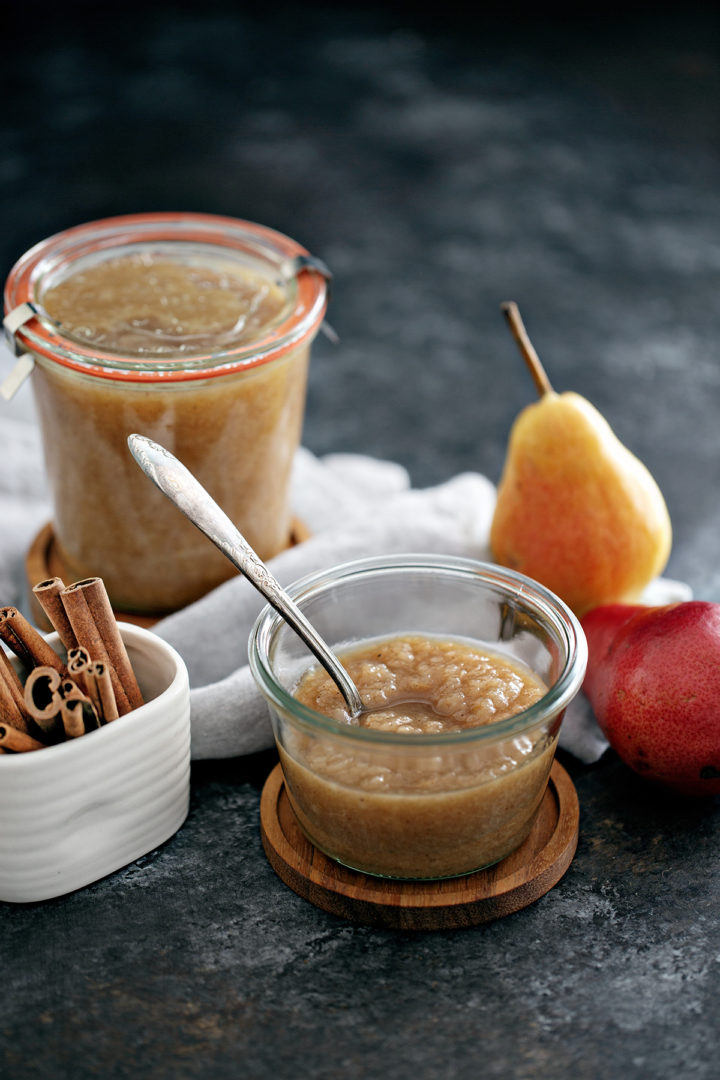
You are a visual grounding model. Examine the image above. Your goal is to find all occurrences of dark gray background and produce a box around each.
[2,4,719,1078]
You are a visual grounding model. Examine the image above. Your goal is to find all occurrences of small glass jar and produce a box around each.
[4,213,328,613]
[249,555,587,881]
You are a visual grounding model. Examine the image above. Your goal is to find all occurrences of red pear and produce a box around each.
[580,604,644,707]
[581,602,720,797]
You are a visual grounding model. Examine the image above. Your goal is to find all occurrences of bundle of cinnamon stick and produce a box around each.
[0,577,143,754]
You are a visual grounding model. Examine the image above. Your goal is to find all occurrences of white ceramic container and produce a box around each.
[0,623,190,903]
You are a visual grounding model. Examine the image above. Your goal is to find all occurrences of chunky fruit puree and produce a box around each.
[282,634,554,879]
[42,255,289,355]
[29,247,314,612]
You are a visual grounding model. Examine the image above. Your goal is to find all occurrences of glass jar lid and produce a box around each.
[3,213,329,383]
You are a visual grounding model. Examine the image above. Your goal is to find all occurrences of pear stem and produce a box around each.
[501,301,554,397]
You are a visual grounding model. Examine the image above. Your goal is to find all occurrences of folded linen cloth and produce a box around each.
[153,447,692,764]
[0,362,690,767]
[0,355,692,766]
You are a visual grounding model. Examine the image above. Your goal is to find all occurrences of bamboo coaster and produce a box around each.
[260,759,579,930]
[26,518,312,630]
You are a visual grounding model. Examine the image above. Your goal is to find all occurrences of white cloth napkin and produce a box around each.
[0,365,691,765]
[152,447,693,763]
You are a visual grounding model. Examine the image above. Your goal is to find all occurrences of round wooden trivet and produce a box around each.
[26,518,312,630]
[260,759,579,930]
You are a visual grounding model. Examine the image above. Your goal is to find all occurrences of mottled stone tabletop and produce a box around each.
[1,4,719,1078]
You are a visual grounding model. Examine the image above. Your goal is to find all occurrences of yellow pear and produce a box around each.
[490,304,672,616]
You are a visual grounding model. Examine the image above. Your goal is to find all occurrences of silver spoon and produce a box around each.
[127,434,364,717]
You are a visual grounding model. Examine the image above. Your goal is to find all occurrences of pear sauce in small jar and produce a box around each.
[250,556,588,882]
[288,632,550,878]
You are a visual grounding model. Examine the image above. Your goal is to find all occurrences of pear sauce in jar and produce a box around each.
[5,214,328,613]
[283,633,552,879]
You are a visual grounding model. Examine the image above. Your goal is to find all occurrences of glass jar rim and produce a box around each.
[248,553,588,747]
[3,212,328,383]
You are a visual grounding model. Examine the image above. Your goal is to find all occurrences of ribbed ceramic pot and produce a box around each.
[0,623,190,903]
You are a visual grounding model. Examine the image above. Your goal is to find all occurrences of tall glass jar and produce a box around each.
[4,213,328,613]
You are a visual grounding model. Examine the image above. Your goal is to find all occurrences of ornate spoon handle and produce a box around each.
[127,434,363,716]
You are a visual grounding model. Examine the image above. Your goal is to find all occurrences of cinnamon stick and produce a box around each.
[60,676,87,703]
[0,669,25,729]
[0,649,31,732]
[60,677,99,725]
[66,646,93,696]
[0,644,26,700]
[89,661,119,723]
[59,697,100,738]
[0,607,65,674]
[32,578,78,651]
[82,668,102,719]
[60,698,85,738]
[23,666,64,734]
[60,579,142,714]
[0,724,45,753]
[59,587,130,714]
[64,648,119,724]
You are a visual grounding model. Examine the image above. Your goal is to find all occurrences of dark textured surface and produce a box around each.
[2,4,720,1078]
